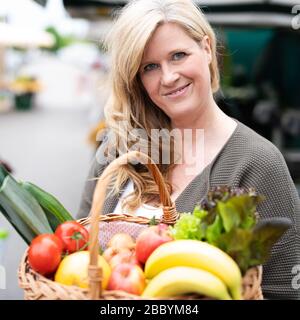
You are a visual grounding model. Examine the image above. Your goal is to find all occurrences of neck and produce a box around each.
[170,97,225,135]
[169,98,237,163]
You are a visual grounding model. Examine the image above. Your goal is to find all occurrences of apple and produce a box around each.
[107,233,135,251]
[102,246,131,263]
[102,246,120,263]
[109,249,142,269]
[135,223,173,264]
[107,263,146,295]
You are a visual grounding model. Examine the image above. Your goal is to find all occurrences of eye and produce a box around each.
[172,52,186,61]
[143,63,159,72]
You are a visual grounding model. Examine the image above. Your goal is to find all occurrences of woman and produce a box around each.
[78,0,300,299]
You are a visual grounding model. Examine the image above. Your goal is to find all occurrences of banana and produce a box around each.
[144,240,242,300]
[142,266,232,300]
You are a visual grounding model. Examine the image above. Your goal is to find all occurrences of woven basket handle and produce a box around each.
[88,150,178,299]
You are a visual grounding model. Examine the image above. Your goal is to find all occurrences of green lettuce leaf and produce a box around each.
[170,186,291,273]
[171,213,205,240]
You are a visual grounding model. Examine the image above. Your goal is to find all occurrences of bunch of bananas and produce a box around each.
[142,240,242,300]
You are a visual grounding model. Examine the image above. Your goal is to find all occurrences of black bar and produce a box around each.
[63,0,296,15]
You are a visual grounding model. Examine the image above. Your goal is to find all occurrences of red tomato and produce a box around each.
[55,221,89,253]
[28,234,63,276]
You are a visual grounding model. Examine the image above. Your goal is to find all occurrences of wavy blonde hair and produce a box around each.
[102,0,220,211]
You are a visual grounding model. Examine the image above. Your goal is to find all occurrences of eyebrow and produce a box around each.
[141,47,190,68]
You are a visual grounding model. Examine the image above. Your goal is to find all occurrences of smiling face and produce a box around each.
[139,22,213,125]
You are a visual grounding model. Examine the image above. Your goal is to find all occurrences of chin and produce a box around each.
[169,107,198,123]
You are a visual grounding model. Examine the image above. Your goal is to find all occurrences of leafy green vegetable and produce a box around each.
[171,213,206,240]
[0,165,9,222]
[0,176,53,244]
[1,166,75,242]
[250,218,292,264]
[171,186,291,274]
[20,181,74,231]
[193,206,208,220]
[206,214,223,245]
[215,228,254,273]
[0,165,9,185]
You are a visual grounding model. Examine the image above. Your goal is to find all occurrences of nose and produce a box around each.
[160,64,179,86]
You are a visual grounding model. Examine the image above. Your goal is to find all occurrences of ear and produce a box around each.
[201,35,212,64]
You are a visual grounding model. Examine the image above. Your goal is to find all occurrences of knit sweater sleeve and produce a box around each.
[234,144,300,299]
[76,140,109,219]
[76,158,99,219]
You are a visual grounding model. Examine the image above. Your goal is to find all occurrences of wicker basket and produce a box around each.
[18,151,263,300]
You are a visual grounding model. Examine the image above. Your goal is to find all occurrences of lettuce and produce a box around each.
[170,186,291,274]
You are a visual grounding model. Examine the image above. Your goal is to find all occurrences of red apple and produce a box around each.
[109,249,142,269]
[135,223,173,264]
[107,263,146,295]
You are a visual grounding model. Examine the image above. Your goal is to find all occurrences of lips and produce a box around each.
[163,83,191,96]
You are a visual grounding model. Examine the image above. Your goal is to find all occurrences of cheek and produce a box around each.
[141,76,161,101]
[190,66,211,95]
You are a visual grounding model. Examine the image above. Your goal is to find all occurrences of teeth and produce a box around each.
[168,85,188,96]
[172,88,183,95]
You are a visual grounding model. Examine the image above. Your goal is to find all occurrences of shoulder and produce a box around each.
[93,128,117,176]
[228,120,287,169]
[213,120,294,191]
[222,121,299,204]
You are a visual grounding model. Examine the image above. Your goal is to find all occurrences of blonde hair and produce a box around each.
[102,0,220,211]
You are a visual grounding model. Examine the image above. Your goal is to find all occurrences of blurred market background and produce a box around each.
[0,0,300,299]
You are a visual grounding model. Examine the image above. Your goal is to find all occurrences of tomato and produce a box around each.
[28,234,63,276]
[55,221,89,253]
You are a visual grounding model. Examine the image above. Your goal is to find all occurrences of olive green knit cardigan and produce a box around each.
[78,120,300,299]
